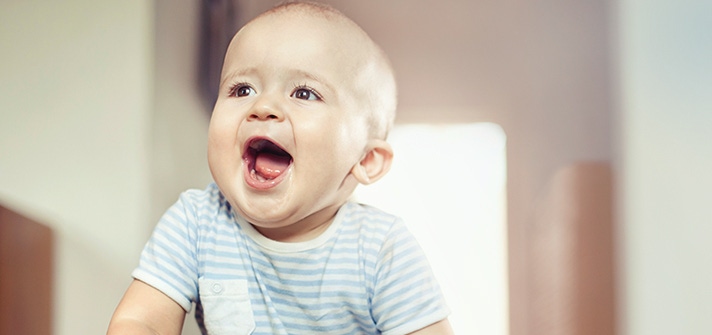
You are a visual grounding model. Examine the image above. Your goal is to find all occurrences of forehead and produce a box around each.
[222,10,372,82]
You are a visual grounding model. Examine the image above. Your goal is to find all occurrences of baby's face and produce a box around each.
[207,11,373,232]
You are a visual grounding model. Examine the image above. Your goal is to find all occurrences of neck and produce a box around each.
[253,202,343,242]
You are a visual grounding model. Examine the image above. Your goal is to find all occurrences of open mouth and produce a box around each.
[243,137,293,187]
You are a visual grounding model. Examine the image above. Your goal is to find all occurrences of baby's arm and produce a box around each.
[107,279,186,335]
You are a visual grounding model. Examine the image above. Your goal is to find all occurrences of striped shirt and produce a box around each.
[133,184,449,335]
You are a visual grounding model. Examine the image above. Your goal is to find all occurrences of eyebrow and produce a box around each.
[219,67,257,88]
[291,70,337,97]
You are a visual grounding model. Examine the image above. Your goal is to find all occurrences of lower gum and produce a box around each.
[251,169,272,182]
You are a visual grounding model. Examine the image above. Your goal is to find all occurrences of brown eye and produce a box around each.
[232,85,254,97]
[291,87,320,101]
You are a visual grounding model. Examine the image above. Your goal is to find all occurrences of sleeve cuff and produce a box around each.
[132,268,194,312]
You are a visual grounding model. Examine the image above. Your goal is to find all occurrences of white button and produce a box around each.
[211,282,223,294]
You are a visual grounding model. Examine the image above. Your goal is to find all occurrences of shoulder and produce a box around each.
[172,183,231,217]
[179,183,224,207]
[340,202,403,233]
[338,202,411,247]
[155,183,234,241]
[341,202,400,226]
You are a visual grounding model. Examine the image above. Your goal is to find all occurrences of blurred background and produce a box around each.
[1,0,710,334]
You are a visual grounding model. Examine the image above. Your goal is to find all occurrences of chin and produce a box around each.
[233,194,295,226]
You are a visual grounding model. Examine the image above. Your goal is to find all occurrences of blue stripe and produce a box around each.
[151,228,193,259]
[138,258,195,295]
[376,263,431,304]
[262,283,366,300]
[385,299,443,330]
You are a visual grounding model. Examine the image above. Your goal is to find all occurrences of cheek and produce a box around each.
[207,128,231,164]
[303,119,366,170]
[207,113,242,172]
[335,115,370,154]
[208,108,240,147]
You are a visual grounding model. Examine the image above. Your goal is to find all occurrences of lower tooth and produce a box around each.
[251,169,267,182]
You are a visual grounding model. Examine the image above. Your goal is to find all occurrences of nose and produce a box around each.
[248,94,285,122]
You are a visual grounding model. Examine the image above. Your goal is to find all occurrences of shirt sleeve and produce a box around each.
[371,219,451,335]
[131,191,201,312]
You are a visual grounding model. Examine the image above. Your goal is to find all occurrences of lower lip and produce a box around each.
[243,162,290,190]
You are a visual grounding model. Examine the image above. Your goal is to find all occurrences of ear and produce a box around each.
[351,139,393,185]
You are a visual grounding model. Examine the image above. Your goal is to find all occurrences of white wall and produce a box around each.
[0,1,152,334]
[615,0,712,334]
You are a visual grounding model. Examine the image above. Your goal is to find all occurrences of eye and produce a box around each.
[230,83,255,97]
[291,86,321,101]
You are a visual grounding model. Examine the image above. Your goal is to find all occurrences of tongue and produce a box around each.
[254,152,291,179]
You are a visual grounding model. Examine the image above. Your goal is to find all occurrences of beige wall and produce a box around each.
[151,0,213,225]
[0,1,152,334]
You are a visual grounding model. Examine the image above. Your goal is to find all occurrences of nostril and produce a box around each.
[249,114,278,120]
[249,111,281,121]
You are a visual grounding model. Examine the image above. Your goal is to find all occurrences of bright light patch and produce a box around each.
[353,123,508,335]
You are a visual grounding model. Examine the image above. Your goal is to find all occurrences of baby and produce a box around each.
[108,2,451,334]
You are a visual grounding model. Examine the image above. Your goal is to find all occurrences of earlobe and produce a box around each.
[351,140,393,185]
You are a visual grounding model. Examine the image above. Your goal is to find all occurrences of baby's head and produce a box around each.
[207,1,397,235]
